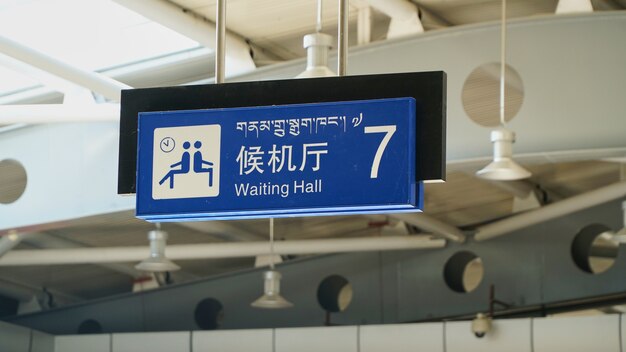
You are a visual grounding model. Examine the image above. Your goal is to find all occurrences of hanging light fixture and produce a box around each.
[296,0,336,78]
[135,224,180,272]
[251,218,294,309]
[476,0,531,181]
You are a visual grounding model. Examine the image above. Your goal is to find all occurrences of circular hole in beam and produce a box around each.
[444,251,484,293]
[571,224,618,274]
[317,275,353,313]
[462,62,524,127]
[0,159,27,204]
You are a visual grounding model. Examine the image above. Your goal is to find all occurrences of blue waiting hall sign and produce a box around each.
[136,98,423,221]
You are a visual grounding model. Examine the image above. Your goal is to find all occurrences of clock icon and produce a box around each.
[160,137,176,153]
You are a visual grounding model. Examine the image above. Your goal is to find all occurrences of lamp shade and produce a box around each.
[251,270,294,309]
[476,129,531,181]
[135,256,180,272]
[135,230,180,272]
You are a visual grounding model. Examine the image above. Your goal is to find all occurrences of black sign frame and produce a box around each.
[118,71,446,194]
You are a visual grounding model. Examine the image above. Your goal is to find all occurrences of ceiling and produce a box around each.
[0,0,625,312]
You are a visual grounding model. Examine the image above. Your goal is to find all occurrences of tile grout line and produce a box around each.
[617,313,624,352]
[357,325,361,352]
[443,321,447,352]
[530,318,534,352]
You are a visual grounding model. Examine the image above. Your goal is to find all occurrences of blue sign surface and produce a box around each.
[136,98,422,221]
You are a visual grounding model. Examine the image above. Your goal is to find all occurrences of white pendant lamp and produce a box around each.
[476,129,531,180]
[296,0,336,78]
[251,218,294,309]
[476,0,531,181]
[135,225,180,272]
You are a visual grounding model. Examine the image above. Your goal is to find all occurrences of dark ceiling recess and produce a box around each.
[194,298,224,330]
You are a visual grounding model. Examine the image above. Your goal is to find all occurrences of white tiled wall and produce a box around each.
[193,329,273,352]
[55,334,111,352]
[275,326,358,352]
[111,331,191,352]
[446,318,532,352]
[360,323,444,352]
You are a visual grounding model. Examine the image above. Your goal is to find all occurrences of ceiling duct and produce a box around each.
[556,0,593,14]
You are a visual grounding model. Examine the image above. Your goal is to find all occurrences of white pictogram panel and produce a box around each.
[152,125,221,199]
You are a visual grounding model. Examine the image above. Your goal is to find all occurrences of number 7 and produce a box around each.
[364,125,397,179]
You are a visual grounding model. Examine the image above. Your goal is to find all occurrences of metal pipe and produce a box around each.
[0,236,445,266]
[475,181,626,241]
[392,213,466,243]
[0,104,120,124]
[556,0,594,13]
[0,35,130,101]
[215,0,226,84]
[338,0,348,76]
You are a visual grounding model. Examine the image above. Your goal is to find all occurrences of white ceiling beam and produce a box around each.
[364,0,424,38]
[0,36,130,102]
[112,0,255,77]
[0,103,120,124]
[0,236,445,266]
[391,213,466,243]
[24,233,142,279]
[475,181,626,241]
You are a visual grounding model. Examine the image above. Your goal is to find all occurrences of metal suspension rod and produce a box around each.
[215,0,226,84]
[269,218,275,270]
[317,0,323,32]
[500,0,507,126]
[338,0,348,76]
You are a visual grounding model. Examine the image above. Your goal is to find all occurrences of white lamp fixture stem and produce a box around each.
[269,218,275,270]
[500,0,507,126]
[316,0,323,32]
